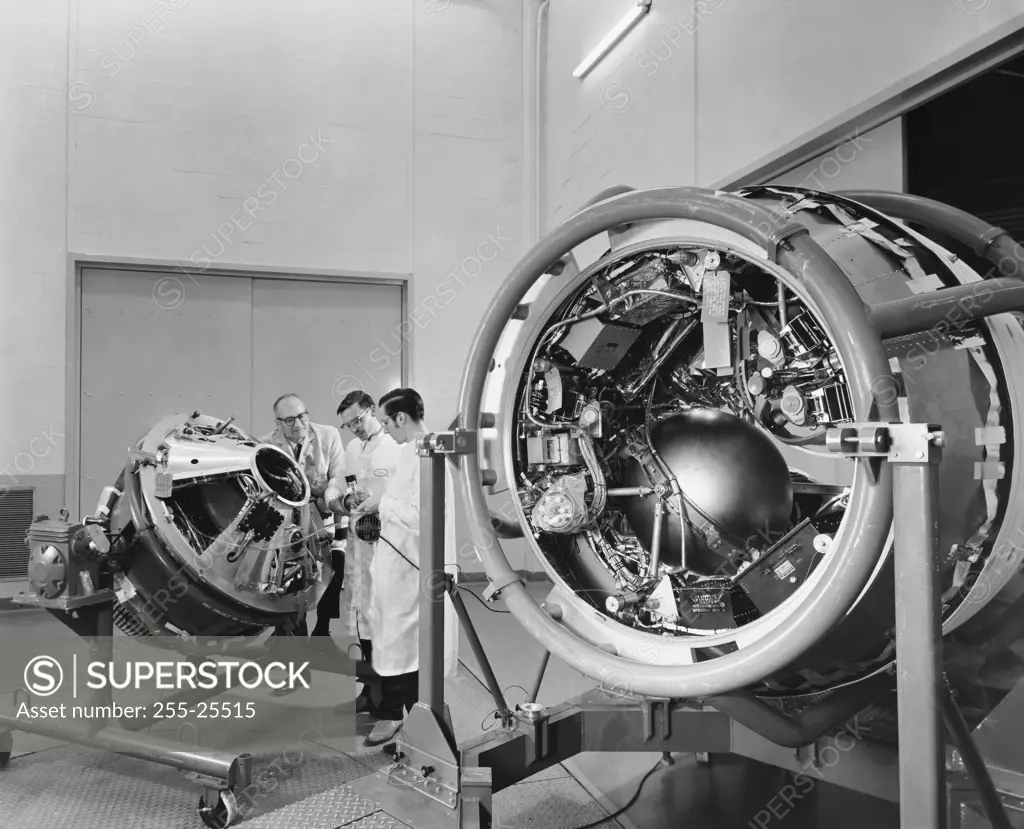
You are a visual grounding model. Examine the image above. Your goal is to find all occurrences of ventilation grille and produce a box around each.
[0,488,34,579]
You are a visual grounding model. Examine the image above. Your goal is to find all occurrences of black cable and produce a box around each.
[357,516,510,616]
[459,658,489,692]
[568,756,667,829]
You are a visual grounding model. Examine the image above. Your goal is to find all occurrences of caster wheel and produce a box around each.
[198,789,238,828]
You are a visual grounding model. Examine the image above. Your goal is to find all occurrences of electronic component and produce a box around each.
[778,312,829,368]
[526,431,583,468]
[676,580,734,631]
[530,473,590,534]
[735,519,827,614]
[808,381,854,424]
[560,318,642,370]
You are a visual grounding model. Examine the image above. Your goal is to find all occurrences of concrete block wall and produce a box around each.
[543,0,1024,227]
[0,0,529,585]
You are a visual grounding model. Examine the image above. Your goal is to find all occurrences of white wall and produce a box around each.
[543,0,1024,226]
[768,118,904,192]
[0,0,526,572]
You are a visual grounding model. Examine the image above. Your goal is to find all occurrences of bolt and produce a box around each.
[916,452,924,459]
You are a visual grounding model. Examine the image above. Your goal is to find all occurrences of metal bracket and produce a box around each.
[642,697,673,742]
[460,767,493,829]
[418,430,480,457]
[762,223,809,263]
[825,421,945,482]
[128,449,159,472]
[482,571,525,603]
[387,763,459,810]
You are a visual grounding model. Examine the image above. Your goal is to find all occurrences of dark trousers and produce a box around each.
[313,549,345,636]
[278,549,345,638]
[376,671,419,721]
[357,639,377,700]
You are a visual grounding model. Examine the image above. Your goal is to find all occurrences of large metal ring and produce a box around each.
[455,186,897,698]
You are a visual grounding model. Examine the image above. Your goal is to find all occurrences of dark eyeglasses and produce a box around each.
[277,411,309,427]
[341,408,371,431]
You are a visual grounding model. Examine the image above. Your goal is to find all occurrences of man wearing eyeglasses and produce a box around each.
[264,394,347,518]
[328,390,401,717]
[261,394,346,656]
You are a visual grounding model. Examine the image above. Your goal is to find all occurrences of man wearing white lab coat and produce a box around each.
[328,390,401,713]
[261,393,346,643]
[355,387,459,747]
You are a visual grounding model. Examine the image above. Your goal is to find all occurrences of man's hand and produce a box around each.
[327,496,346,514]
[353,494,381,515]
[309,476,328,499]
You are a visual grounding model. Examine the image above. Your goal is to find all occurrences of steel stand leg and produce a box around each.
[893,457,946,829]
[420,447,448,719]
[449,582,510,716]
[527,651,550,704]
[943,689,1013,829]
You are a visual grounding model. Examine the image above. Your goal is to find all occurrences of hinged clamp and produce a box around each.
[417,429,479,457]
[482,571,525,603]
[825,422,945,464]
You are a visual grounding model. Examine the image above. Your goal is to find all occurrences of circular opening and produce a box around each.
[501,239,859,655]
[254,446,308,504]
[456,188,896,698]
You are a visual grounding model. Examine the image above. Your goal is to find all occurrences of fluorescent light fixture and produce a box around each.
[572,0,652,80]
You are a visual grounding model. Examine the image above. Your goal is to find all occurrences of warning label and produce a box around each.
[701,271,731,322]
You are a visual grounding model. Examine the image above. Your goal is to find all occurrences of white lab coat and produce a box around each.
[367,439,459,678]
[339,429,401,639]
[260,421,348,507]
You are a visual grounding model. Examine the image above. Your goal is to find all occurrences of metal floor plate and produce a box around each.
[345,814,413,829]
[1,746,387,828]
[492,773,622,829]
[241,786,380,829]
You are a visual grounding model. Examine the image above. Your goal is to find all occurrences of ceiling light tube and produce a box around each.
[572,0,652,80]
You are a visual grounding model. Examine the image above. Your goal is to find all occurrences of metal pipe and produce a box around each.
[606,487,653,497]
[838,190,1024,276]
[647,498,664,579]
[449,582,510,715]
[418,448,447,717]
[777,282,788,328]
[0,717,241,781]
[870,277,1024,339]
[528,651,551,703]
[893,461,946,829]
[454,186,896,698]
[706,672,895,749]
[943,689,1013,829]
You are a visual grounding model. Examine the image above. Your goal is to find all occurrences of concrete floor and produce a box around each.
[0,581,902,828]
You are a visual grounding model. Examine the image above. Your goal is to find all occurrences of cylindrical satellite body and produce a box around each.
[456,185,1024,705]
[31,413,330,639]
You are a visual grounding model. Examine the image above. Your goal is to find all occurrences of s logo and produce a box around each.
[374,469,388,477]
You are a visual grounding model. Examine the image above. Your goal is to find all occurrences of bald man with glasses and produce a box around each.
[261,395,347,691]
[263,394,347,519]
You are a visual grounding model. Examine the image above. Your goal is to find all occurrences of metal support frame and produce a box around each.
[354,422,1017,829]
[825,422,1013,829]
